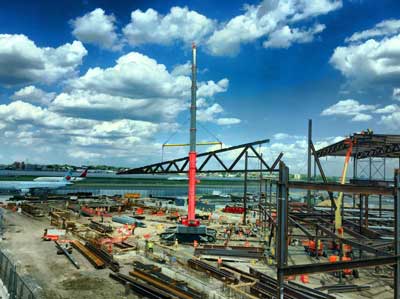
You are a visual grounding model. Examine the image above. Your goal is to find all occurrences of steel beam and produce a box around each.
[288,181,393,195]
[307,119,312,207]
[310,140,336,212]
[54,241,80,269]
[243,151,248,225]
[281,256,399,276]
[315,221,390,256]
[395,169,400,298]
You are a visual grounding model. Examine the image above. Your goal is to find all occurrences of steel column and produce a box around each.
[307,119,312,207]
[394,169,400,298]
[243,151,248,225]
[277,162,289,299]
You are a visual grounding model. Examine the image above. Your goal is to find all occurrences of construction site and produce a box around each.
[1,45,400,299]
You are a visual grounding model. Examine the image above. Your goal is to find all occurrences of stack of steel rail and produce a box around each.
[122,261,204,299]
[114,242,134,249]
[316,284,370,294]
[110,272,172,299]
[85,242,120,272]
[21,203,45,217]
[187,259,238,284]
[70,240,105,269]
[249,268,335,299]
[89,220,113,233]
[194,245,264,259]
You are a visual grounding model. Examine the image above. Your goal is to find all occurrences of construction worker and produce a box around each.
[131,223,136,235]
[217,256,222,269]
[148,241,154,254]
[144,240,149,256]
[223,228,227,239]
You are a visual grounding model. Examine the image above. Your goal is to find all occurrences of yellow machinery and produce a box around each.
[335,138,354,235]
[163,141,222,148]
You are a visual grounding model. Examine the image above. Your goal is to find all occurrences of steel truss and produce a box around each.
[119,139,283,174]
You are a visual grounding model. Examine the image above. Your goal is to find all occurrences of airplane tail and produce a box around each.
[63,171,73,181]
[79,168,88,178]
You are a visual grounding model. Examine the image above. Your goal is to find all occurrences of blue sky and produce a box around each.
[0,0,399,175]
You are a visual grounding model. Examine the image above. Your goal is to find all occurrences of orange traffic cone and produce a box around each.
[285,275,296,281]
[300,274,309,284]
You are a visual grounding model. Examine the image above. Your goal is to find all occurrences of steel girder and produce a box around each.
[281,255,399,276]
[355,143,400,159]
[288,181,394,195]
[118,139,283,174]
[315,134,400,159]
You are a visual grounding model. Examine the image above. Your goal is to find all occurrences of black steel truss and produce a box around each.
[356,143,400,159]
[118,139,283,174]
[315,134,400,159]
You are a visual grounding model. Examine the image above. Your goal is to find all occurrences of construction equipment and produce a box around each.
[158,44,216,243]
[335,138,354,232]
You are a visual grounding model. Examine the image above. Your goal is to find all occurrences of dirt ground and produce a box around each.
[0,209,139,299]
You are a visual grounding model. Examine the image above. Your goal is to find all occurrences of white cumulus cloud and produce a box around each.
[346,19,400,43]
[206,0,341,56]
[70,8,120,50]
[68,51,190,98]
[263,23,325,48]
[331,20,400,88]
[0,100,163,165]
[0,34,87,87]
[321,99,375,122]
[11,85,56,106]
[50,90,183,122]
[123,6,215,46]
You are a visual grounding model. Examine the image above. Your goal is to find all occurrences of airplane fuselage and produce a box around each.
[0,181,72,192]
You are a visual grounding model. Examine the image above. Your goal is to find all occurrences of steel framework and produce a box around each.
[269,161,400,298]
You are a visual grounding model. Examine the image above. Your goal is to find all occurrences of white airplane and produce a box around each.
[0,173,73,194]
[34,169,88,182]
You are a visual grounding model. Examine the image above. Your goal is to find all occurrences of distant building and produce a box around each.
[293,173,302,180]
